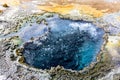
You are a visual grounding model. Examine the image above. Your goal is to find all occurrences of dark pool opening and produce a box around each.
[21,14,104,70]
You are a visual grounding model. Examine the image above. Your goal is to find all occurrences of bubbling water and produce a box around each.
[22,15,104,70]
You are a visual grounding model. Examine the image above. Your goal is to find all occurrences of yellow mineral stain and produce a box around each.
[106,36,120,57]
[37,4,74,15]
[116,16,120,21]
[21,4,28,9]
[37,3,107,18]
[106,36,120,48]
[0,0,20,6]
[0,0,30,6]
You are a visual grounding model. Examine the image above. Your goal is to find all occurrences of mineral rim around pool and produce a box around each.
[15,13,105,70]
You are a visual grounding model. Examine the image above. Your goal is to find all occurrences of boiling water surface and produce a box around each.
[18,14,104,70]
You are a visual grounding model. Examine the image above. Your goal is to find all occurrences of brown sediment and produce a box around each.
[0,0,120,13]
[18,56,25,63]
[37,0,120,13]
[0,10,3,13]
[78,0,120,13]
[2,3,9,7]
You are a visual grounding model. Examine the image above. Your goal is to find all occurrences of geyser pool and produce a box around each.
[20,14,104,70]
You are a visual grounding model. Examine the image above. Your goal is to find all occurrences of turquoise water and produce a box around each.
[19,15,105,70]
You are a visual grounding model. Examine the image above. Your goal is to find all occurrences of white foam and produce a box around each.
[69,22,98,38]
